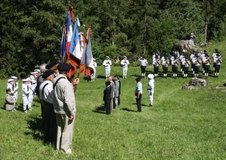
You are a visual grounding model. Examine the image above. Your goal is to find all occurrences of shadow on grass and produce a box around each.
[132,103,148,107]
[93,105,107,115]
[130,74,142,78]
[97,75,106,79]
[24,116,44,141]
[120,107,137,112]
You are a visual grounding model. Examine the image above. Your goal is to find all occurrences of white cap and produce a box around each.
[7,78,15,82]
[34,69,40,73]
[10,76,17,80]
[106,56,110,59]
[148,74,154,79]
[30,71,38,75]
[22,78,32,82]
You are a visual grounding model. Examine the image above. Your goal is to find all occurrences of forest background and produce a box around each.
[1,0,226,78]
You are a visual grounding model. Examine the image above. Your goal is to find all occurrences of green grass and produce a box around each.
[0,41,226,160]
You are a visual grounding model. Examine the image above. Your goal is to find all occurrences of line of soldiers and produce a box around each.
[152,49,222,78]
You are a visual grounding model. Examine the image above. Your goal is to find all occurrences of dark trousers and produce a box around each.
[204,65,210,74]
[42,101,57,145]
[214,65,220,73]
[153,65,159,74]
[136,94,142,112]
[162,66,168,74]
[105,99,111,114]
[172,65,178,74]
[140,66,146,74]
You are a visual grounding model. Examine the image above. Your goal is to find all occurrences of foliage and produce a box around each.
[0,0,225,77]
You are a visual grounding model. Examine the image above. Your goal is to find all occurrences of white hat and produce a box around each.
[106,56,110,59]
[34,69,40,73]
[148,74,154,79]
[124,56,127,59]
[10,76,17,80]
[7,78,15,82]
[30,71,38,75]
[22,78,32,82]
[40,64,47,73]
[93,58,96,61]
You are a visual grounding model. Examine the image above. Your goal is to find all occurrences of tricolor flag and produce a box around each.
[60,7,73,62]
[80,26,94,79]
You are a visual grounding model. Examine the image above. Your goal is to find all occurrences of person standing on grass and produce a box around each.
[147,74,155,106]
[22,78,32,113]
[152,52,160,77]
[91,58,97,81]
[53,63,79,154]
[113,75,120,108]
[202,50,211,77]
[135,77,142,112]
[39,69,56,145]
[10,76,18,104]
[161,53,169,78]
[138,56,148,77]
[120,56,130,79]
[4,88,17,111]
[103,56,112,79]
[213,49,222,77]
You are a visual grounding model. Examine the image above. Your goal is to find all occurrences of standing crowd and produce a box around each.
[4,62,79,154]
[150,48,222,78]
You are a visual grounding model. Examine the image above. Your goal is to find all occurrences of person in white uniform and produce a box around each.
[22,78,32,112]
[147,74,155,106]
[91,58,97,81]
[120,56,130,79]
[103,56,112,79]
[138,56,148,77]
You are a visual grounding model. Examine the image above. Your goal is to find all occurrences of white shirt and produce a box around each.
[103,59,112,69]
[39,80,54,104]
[22,83,31,95]
[148,79,154,92]
[139,59,148,66]
[161,56,169,66]
[121,59,130,69]
[136,81,143,94]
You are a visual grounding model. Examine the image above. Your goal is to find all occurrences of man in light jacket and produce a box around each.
[53,63,79,154]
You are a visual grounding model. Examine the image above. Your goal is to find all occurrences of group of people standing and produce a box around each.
[151,48,222,78]
[103,75,121,114]
[4,62,79,154]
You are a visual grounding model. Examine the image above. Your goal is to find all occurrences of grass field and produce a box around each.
[0,42,226,160]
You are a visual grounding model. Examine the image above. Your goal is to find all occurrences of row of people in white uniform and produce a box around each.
[152,49,222,78]
[5,71,40,112]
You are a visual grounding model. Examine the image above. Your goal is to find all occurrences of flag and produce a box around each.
[60,7,73,62]
[65,10,73,59]
[80,26,94,78]
[69,18,80,56]
[60,26,66,61]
